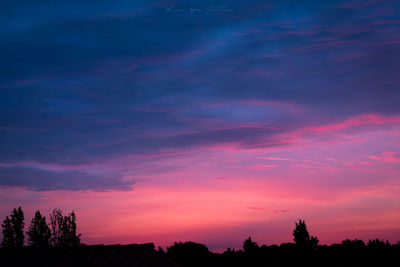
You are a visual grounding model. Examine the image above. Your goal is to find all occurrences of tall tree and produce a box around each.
[50,209,81,246]
[11,207,25,247]
[62,210,81,246]
[1,207,25,248]
[293,219,310,247]
[27,210,51,247]
[50,208,63,246]
[1,216,15,248]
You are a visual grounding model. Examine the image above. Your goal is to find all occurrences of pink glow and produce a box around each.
[1,113,400,250]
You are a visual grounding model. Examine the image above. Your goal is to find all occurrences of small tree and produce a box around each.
[1,216,15,248]
[27,210,51,247]
[310,235,319,249]
[243,237,259,254]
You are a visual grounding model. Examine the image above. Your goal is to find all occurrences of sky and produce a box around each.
[1,0,400,251]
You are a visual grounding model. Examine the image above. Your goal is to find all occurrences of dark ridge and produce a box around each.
[0,243,178,267]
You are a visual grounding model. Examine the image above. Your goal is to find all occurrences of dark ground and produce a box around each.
[1,241,399,267]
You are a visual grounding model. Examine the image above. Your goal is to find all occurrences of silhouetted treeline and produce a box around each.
[164,220,400,267]
[2,210,400,267]
[163,239,400,267]
[1,207,81,248]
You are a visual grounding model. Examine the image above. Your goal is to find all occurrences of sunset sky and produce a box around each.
[1,0,400,251]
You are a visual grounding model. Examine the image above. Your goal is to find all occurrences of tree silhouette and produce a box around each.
[50,208,63,246]
[1,216,15,247]
[293,219,318,249]
[367,239,390,248]
[1,207,25,247]
[293,219,310,247]
[11,207,25,247]
[167,241,211,267]
[310,235,319,249]
[27,210,51,247]
[342,239,365,248]
[50,208,81,246]
[243,237,259,254]
[64,210,80,246]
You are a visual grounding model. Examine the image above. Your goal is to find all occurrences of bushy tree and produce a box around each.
[293,219,318,249]
[1,207,25,248]
[50,208,81,246]
[293,220,310,247]
[167,241,210,267]
[243,237,259,254]
[27,210,51,247]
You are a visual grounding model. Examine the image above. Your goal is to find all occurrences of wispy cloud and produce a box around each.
[369,152,400,163]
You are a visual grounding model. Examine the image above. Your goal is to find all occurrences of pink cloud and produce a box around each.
[247,206,269,211]
[291,163,312,169]
[261,157,292,161]
[247,207,290,214]
[358,161,374,165]
[325,158,337,161]
[369,152,400,163]
[310,114,400,133]
[246,164,277,170]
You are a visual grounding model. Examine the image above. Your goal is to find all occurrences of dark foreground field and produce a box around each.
[1,241,399,267]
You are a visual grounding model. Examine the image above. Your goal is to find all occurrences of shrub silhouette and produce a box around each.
[167,241,211,267]
[367,239,390,248]
[310,235,319,249]
[341,238,366,248]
